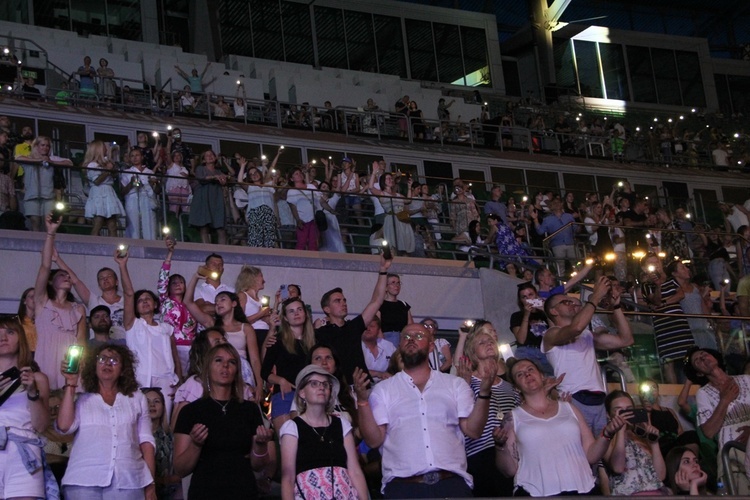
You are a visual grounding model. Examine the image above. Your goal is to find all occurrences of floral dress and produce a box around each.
[158,261,197,347]
[608,439,665,495]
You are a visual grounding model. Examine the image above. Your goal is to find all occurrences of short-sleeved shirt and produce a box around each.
[316,315,370,380]
[696,374,750,450]
[286,184,317,223]
[509,310,549,349]
[535,212,576,247]
[174,398,263,498]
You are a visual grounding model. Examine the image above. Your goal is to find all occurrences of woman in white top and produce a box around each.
[317,179,347,253]
[370,172,415,255]
[165,150,191,215]
[236,150,280,248]
[0,316,50,500]
[235,265,273,351]
[184,270,262,390]
[494,358,625,496]
[57,343,156,500]
[117,249,180,417]
[83,140,125,236]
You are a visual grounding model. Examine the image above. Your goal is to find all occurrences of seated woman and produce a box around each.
[279,364,368,500]
[57,344,156,499]
[173,344,273,499]
[665,446,709,495]
[494,358,625,497]
[603,390,668,495]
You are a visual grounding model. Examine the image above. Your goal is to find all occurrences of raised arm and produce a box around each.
[592,286,634,351]
[116,250,135,331]
[34,216,59,309]
[353,368,387,448]
[360,255,392,325]
[562,261,594,293]
[183,272,215,328]
[53,250,92,305]
[543,276,610,349]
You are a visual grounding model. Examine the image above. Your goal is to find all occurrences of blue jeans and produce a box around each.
[384,475,471,499]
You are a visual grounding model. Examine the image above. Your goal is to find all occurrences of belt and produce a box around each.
[392,470,455,485]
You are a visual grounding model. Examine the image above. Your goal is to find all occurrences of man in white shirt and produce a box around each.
[361,317,395,383]
[355,323,496,498]
[194,253,233,316]
[542,276,633,435]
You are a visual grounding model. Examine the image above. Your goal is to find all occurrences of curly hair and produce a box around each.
[81,344,139,396]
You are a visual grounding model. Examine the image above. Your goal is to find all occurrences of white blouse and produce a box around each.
[59,391,155,489]
[126,318,178,388]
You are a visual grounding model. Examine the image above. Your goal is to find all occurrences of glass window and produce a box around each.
[251,0,284,62]
[553,39,578,92]
[0,0,30,24]
[405,19,437,82]
[461,27,490,86]
[374,14,406,77]
[218,140,261,162]
[490,167,525,197]
[563,173,595,197]
[220,0,252,58]
[433,23,463,84]
[34,0,71,32]
[157,0,189,49]
[528,171,559,193]
[599,43,629,101]
[70,0,107,37]
[106,0,142,41]
[627,46,657,104]
[423,160,452,186]
[573,40,602,99]
[281,1,314,65]
[651,48,680,106]
[315,6,347,70]
[728,75,750,117]
[676,51,705,107]
[714,74,732,117]
[344,10,377,72]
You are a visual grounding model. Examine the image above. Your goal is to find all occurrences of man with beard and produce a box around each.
[86,305,126,349]
[354,323,497,498]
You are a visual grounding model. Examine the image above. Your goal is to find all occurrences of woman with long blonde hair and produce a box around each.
[261,297,316,430]
[83,140,125,236]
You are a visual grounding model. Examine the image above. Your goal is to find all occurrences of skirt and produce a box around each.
[295,466,357,500]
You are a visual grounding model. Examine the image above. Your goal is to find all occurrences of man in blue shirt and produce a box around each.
[483,185,507,224]
[532,197,578,274]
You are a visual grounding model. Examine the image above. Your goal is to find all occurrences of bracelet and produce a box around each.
[47,233,55,236]
[357,400,369,407]
[251,448,269,458]
[601,429,613,440]
[27,390,40,401]
[63,383,77,389]
[378,271,388,275]
[477,394,491,400]
[586,301,597,309]
[612,304,622,310]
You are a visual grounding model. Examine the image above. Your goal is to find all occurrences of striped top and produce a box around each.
[651,279,694,361]
[465,375,519,457]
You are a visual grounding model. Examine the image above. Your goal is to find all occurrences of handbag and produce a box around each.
[314,209,328,232]
[396,210,411,223]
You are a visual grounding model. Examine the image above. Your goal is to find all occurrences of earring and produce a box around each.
[300,398,307,411]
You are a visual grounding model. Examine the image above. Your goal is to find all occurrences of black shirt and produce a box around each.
[174,397,263,499]
[315,315,370,380]
[261,337,308,394]
[379,300,411,333]
[509,310,548,349]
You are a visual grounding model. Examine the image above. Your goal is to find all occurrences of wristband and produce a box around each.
[357,400,369,407]
[586,301,597,309]
[601,429,613,440]
[64,384,77,390]
[252,448,269,457]
[378,271,388,275]
[27,390,40,401]
[477,394,491,400]
[612,304,622,310]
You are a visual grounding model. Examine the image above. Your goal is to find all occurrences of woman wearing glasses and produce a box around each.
[57,344,157,500]
[603,390,668,495]
[279,364,368,500]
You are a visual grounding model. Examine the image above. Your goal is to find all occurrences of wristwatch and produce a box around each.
[27,389,40,401]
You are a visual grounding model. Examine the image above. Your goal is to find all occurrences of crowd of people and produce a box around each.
[5,204,750,498]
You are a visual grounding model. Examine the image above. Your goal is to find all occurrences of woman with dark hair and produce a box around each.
[18,286,38,356]
[280,364,368,500]
[639,378,683,457]
[0,315,51,500]
[165,150,191,215]
[665,446,708,495]
[303,343,358,427]
[189,149,228,245]
[490,213,534,269]
[494,358,625,497]
[603,390,667,495]
[509,283,553,376]
[173,344,273,499]
[57,344,156,499]
[117,248,179,416]
[563,191,582,222]
[408,100,425,139]
[370,172,415,255]
[33,215,87,390]
[159,237,196,379]
[185,269,262,391]
[261,297,316,430]
[236,149,280,248]
[144,388,180,500]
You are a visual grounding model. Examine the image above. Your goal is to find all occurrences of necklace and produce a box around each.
[211,397,230,415]
[306,416,330,442]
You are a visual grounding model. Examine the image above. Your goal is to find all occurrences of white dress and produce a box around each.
[318,193,346,253]
[120,166,157,240]
[84,161,125,219]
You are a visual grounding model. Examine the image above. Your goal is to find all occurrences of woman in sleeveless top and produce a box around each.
[494,358,625,497]
[279,364,367,500]
[235,265,274,352]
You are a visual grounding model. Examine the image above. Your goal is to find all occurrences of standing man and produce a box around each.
[685,347,750,495]
[531,197,578,275]
[194,253,233,316]
[542,276,634,434]
[315,255,391,380]
[483,185,507,225]
[354,322,496,498]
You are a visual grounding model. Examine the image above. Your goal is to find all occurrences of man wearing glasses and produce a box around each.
[354,323,496,498]
[542,276,634,435]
